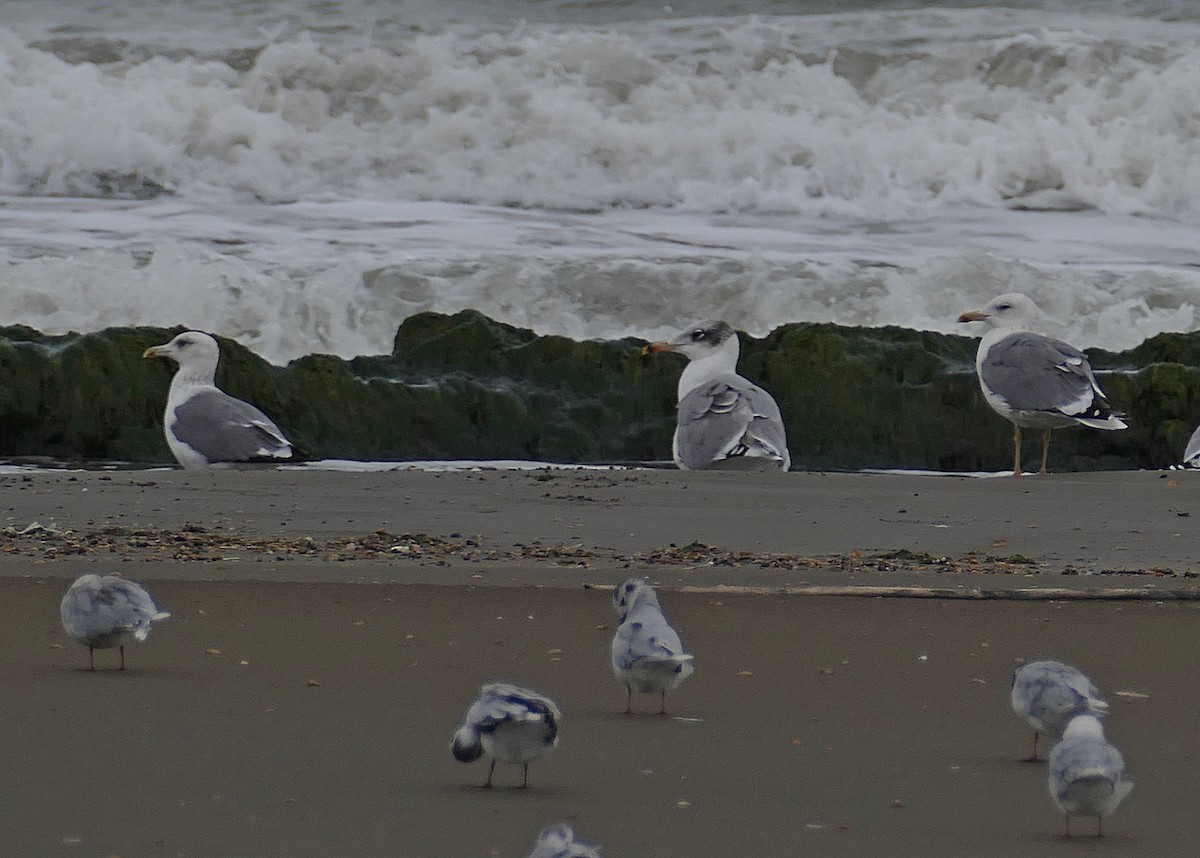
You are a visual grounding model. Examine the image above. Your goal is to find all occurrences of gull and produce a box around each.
[526,824,602,858]
[60,573,171,670]
[1048,713,1133,837]
[1182,423,1200,468]
[612,578,695,715]
[957,293,1126,475]
[1011,659,1108,761]
[143,331,294,469]
[451,682,561,788]
[643,320,790,470]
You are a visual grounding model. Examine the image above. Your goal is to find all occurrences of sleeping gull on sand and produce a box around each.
[1048,713,1133,837]
[1011,659,1108,762]
[612,577,695,715]
[451,682,561,788]
[142,331,294,469]
[643,320,790,471]
[60,573,170,670]
[957,293,1126,475]
[526,824,602,858]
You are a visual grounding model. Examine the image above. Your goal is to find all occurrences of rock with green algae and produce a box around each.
[2,313,1200,471]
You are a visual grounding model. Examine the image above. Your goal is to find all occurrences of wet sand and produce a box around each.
[2,468,1199,856]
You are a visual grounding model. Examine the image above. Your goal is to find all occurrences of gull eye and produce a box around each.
[690,329,706,341]
[996,303,1011,312]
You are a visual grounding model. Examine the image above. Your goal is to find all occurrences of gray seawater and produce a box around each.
[2,0,1200,362]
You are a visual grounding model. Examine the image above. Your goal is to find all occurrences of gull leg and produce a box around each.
[1096,815,1103,838]
[119,644,126,671]
[1025,730,1040,762]
[1039,428,1052,475]
[482,759,495,789]
[88,645,95,672]
[1064,815,1071,838]
[658,690,667,716]
[1012,425,1023,477]
[624,685,633,715]
[521,763,529,789]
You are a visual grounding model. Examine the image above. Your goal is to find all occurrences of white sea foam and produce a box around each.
[2,4,1200,362]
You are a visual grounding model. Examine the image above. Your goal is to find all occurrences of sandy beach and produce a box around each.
[2,467,1198,856]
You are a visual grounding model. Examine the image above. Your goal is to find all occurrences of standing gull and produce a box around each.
[1011,659,1108,761]
[643,320,790,471]
[60,573,170,670]
[957,293,1126,475]
[1048,713,1133,837]
[612,578,695,715]
[526,824,602,858]
[451,682,561,788]
[142,331,294,469]
[1182,422,1200,468]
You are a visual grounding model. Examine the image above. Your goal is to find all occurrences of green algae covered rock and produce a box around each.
[1,314,1199,471]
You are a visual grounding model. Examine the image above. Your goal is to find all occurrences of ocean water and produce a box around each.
[3,0,1200,363]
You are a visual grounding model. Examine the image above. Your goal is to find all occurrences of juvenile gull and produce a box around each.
[1011,659,1108,761]
[957,293,1126,475]
[1048,713,1133,837]
[60,573,170,671]
[526,824,602,858]
[643,320,790,471]
[612,578,695,715]
[142,331,294,469]
[451,682,561,788]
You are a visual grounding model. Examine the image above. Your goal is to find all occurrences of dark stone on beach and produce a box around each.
[0,313,1197,471]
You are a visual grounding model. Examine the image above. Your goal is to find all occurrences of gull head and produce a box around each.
[642,320,739,363]
[612,577,660,621]
[143,331,221,381]
[957,292,1042,331]
[1061,712,1107,742]
[528,824,602,858]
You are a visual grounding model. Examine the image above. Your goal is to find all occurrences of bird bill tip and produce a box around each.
[957,310,987,323]
[641,341,676,355]
[141,345,168,359]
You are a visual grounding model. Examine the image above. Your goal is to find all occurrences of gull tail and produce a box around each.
[451,726,482,763]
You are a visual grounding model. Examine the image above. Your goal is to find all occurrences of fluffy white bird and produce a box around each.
[143,331,294,469]
[451,682,561,788]
[612,578,695,715]
[1048,713,1133,837]
[526,824,602,858]
[60,573,171,670]
[643,320,790,471]
[1011,659,1109,761]
[958,293,1126,475]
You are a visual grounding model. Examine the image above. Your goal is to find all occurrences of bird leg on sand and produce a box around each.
[1027,730,1040,762]
[1012,424,1023,477]
[87,644,96,672]
[521,763,529,789]
[1064,815,1071,838]
[659,690,668,716]
[1096,815,1103,838]
[119,644,126,671]
[624,686,633,715]
[482,759,496,789]
[1040,428,1052,475]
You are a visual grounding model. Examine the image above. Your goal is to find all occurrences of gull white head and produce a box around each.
[957,292,1043,332]
[1061,713,1107,742]
[644,320,741,399]
[527,824,602,858]
[142,331,221,386]
[612,577,661,622]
